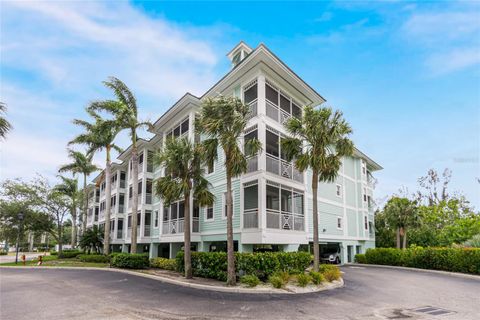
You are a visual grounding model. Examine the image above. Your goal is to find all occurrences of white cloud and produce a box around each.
[402,10,480,75]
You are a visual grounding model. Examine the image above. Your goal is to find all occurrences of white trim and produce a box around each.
[204,206,214,222]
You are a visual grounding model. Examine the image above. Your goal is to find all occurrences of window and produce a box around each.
[337,217,343,230]
[244,82,257,104]
[265,83,279,105]
[205,206,214,221]
[244,129,258,157]
[280,94,290,114]
[266,185,280,211]
[154,210,158,227]
[361,161,366,175]
[207,159,214,174]
[266,130,279,157]
[292,103,301,119]
[363,187,367,202]
[336,184,342,197]
[139,153,144,164]
[166,117,190,138]
[266,183,304,216]
[127,215,132,228]
[138,180,143,195]
[364,216,368,230]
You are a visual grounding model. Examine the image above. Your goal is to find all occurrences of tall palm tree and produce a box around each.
[55,175,81,248]
[59,150,100,234]
[384,197,418,249]
[154,137,214,278]
[70,108,122,255]
[196,95,261,285]
[89,77,152,253]
[0,102,12,139]
[282,105,353,271]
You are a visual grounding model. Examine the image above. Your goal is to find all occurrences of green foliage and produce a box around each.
[464,234,480,248]
[50,251,58,256]
[77,254,110,263]
[355,254,367,264]
[309,271,325,285]
[318,264,341,281]
[296,273,311,287]
[79,225,103,253]
[59,250,82,259]
[364,247,480,274]
[0,102,12,139]
[268,275,285,288]
[150,257,176,271]
[176,251,312,282]
[272,271,291,283]
[0,251,7,256]
[111,253,149,269]
[240,274,261,287]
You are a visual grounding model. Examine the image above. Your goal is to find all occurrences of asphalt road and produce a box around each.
[1,266,479,320]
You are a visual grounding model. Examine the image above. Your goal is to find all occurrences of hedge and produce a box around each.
[354,253,367,264]
[59,250,82,259]
[150,257,176,271]
[77,254,110,263]
[176,251,312,281]
[358,247,480,275]
[111,253,149,269]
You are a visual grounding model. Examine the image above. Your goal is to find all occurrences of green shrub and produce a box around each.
[310,271,325,285]
[355,253,367,264]
[363,247,480,275]
[319,264,341,281]
[59,250,82,259]
[50,251,58,256]
[111,253,149,269]
[176,251,312,282]
[240,274,261,287]
[268,275,285,288]
[77,254,110,263]
[272,271,290,283]
[296,273,311,287]
[0,251,7,256]
[150,257,176,271]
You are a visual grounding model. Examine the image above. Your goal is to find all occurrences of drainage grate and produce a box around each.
[411,306,456,317]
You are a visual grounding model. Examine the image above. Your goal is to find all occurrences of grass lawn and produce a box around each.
[0,255,109,268]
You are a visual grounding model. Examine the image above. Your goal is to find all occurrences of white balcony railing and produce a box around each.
[162,218,200,234]
[245,100,257,121]
[266,100,292,125]
[246,156,258,173]
[243,209,258,228]
[266,209,304,231]
[266,154,303,183]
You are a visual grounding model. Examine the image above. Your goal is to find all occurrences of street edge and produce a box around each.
[346,263,480,280]
[0,266,344,294]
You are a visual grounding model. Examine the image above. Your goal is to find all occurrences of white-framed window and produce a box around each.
[206,159,214,175]
[364,216,368,230]
[205,206,214,221]
[361,160,366,176]
[222,191,234,219]
[337,217,343,230]
[336,184,342,197]
[154,210,158,228]
[363,187,367,202]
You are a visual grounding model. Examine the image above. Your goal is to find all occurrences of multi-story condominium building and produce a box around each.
[86,42,381,264]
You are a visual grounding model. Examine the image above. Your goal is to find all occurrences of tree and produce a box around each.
[383,197,418,249]
[59,149,99,234]
[196,95,261,285]
[281,105,353,271]
[79,225,103,253]
[55,175,81,248]
[154,137,214,278]
[70,108,122,255]
[417,168,452,206]
[88,76,152,253]
[0,102,12,139]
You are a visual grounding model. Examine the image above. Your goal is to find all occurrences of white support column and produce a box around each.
[257,74,266,116]
[259,177,267,233]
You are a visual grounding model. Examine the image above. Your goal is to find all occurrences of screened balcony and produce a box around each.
[162,201,200,235]
[266,182,304,231]
[244,79,257,121]
[243,181,258,228]
[265,128,303,183]
[265,81,301,126]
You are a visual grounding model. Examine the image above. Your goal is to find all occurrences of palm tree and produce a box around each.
[79,225,103,254]
[70,109,122,255]
[384,197,418,249]
[55,175,81,248]
[59,150,100,234]
[196,95,261,285]
[88,77,152,253]
[154,137,214,278]
[281,106,354,272]
[0,102,12,139]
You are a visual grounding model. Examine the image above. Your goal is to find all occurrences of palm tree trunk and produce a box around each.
[184,190,192,279]
[57,220,63,258]
[396,228,401,249]
[226,172,236,286]
[103,147,112,255]
[312,171,320,272]
[83,174,88,234]
[402,228,407,250]
[131,139,139,254]
[71,203,77,248]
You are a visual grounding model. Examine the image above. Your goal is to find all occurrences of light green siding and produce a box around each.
[347,209,357,237]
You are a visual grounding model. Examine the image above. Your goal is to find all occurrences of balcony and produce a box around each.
[126,226,140,239]
[144,225,151,237]
[266,209,304,231]
[266,154,303,183]
[266,100,292,125]
[245,100,257,121]
[243,209,258,228]
[246,156,258,173]
[117,229,123,239]
[162,218,199,235]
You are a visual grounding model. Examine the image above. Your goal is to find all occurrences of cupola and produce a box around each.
[226,41,253,68]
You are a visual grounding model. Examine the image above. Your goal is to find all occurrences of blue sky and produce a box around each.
[1,0,479,208]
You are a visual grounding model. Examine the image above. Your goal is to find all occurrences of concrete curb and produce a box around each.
[0,266,344,294]
[346,263,480,281]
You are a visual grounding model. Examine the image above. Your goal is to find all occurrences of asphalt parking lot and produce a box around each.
[1,265,479,320]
